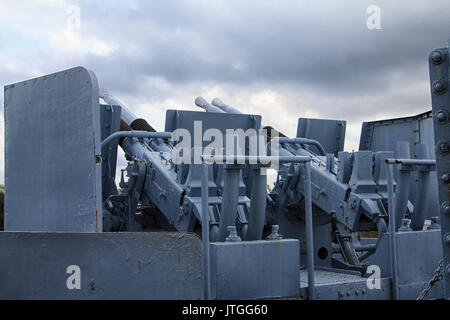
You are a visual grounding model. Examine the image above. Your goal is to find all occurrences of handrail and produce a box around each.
[385,158,437,300]
[274,137,327,156]
[101,131,172,149]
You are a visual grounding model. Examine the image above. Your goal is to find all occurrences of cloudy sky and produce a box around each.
[1,0,449,184]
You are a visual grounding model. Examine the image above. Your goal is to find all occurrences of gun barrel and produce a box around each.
[100,88,156,132]
[211,98,241,114]
[195,96,225,113]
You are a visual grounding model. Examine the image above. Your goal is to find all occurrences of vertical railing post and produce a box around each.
[303,161,315,300]
[387,162,399,300]
[201,161,211,300]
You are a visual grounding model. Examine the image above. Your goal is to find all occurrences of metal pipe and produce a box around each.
[387,163,399,300]
[410,144,432,231]
[201,162,211,300]
[195,96,225,113]
[276,137,326,156]
[211,98,242,114]
[102,131,172,149]
[218,167,241,241]
[303,162,315,300]
[241,222,248,240]
[335,222,361,266]
[246,168,267,240]
[208,210,219,243]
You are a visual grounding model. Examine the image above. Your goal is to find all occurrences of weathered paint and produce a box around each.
[0,232,202,299]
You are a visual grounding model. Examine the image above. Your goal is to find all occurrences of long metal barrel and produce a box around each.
[100,88,138,125]
[207,98,292,142]
[100,89,170,154]
[211,98,242,114]
[195,96,225,113]
[204,99,326,160]
[100,88,156,132]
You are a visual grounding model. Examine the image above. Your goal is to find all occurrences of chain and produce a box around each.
[416,259,444,300]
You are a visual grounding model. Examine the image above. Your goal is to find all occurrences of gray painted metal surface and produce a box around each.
[0,232,202,299]
[4,67,103,232]
[359,111,435,156]
[359,111,439,220]
[100,104,121,201]
[299,270,392,300]
[297,118,346,156]
[209,240,299,299]
[317,230,444,300]
[395,231,444,299]
[428,42,450,299]
[366,230,444,299]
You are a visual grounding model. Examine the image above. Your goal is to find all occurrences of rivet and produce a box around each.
[437,140,450,155]
[430,50,444,64]
[433,80,447,94]
[436,110,448,123]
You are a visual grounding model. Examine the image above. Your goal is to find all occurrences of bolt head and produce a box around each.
[430,51,444,64]
[433,80,447,94]
[436,111,448,123]
[437,140,450,155]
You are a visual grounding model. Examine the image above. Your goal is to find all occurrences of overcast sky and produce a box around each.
[1,0,449,184]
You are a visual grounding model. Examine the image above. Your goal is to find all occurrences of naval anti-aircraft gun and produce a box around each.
[1,40,449,300]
